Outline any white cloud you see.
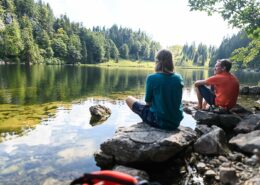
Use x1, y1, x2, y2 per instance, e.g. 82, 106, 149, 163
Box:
42, 0, 239, 47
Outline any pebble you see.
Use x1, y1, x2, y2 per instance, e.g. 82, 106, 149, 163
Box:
204, 170, 216, 178
218, 155, 229, 162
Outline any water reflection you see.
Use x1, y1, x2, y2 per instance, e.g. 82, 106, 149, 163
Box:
0, 65, 150, 104
1, 65, 259, 105
0, 100, 140, 184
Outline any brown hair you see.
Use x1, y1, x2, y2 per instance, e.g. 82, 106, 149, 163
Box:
155, 49, 174, 74
218, 59, 232, 72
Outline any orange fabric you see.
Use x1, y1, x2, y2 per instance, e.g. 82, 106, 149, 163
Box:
206, 72, 239, 109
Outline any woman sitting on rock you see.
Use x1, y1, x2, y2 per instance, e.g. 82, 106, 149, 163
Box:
126, 49, 184, 130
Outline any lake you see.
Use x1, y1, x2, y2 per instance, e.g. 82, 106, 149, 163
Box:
0, 65, 259, 185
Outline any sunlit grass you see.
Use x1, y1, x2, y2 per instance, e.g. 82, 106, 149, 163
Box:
97, 60, 156, 68
82, 59, 209, 69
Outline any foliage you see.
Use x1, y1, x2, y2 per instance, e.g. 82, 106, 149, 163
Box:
231, 39, 260, 68
20, 16, 43, 64
210, 31, 257, 68
174, 42, 213, 67
188, 0, 260, 38
0, 19, 23, 60
189, 0, 260, 69
0, 0, 160, 64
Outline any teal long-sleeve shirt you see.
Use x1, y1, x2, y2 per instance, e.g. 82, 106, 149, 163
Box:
145, 72, 184, 130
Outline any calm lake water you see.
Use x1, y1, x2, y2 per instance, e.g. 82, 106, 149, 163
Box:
0, 65, 259, 185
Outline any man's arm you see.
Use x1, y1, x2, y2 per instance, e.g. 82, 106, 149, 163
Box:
194, 80, 207, 87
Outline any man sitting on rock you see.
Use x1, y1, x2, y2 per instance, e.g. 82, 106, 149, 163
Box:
194, 59, 240, 112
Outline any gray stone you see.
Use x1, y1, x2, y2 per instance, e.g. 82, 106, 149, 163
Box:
94, 150, 114, 168
209, 159, 221, 167
229, 104, 253, 119
240, 86, 249, 95
193, 110, 219, 125
234, 114, 260, 134
89, 105, 111, 125
219, 167, 238, 185
229, 130, 260, 154
97, 124, 197, 165
218, 156, 229, 162
196, 162, 206, 173
113, 165, 149, 181
249, 86, 260, 95
221, 162, 232, 168
228, 152, 244, 162
244, 176, 260, 185
194, 127, 230, 155
195, 125, 218, 136
193, 110, 241, 132
204, 170, 216, 178
218, 114, 242, 131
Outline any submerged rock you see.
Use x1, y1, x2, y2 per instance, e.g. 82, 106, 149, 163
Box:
89, 105, 111, 125
95, 123, 197, 165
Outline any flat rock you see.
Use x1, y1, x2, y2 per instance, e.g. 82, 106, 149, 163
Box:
96, 123, 197, 165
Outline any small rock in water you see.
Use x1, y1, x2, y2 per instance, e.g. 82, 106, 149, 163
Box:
89, 105, 111, 125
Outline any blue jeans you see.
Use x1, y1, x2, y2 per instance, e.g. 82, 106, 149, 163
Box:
198, 85, 215, 106
132, 101, 160, 128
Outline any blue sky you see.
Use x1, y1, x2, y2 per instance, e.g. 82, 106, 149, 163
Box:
42, 0, 239, 47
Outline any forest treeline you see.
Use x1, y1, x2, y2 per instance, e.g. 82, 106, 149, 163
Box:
169, 31, 259, 69
0, 0, 259, 69
0, 0, 160, 65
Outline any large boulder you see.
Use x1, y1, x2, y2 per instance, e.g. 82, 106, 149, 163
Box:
229, 130, 260, 154
217, 114, 242, 131
234, 114, 260, 134
95, 123, 197, 165
229, 104, 253, 119
193, 110, 219, 125
249, 86, 260, 95
194, 127, 230, 155
240, 86, 250, 95
193, 110, 241, 132
240, 86, 260, 95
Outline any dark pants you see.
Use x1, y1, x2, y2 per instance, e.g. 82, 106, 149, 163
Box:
198, 85, 215, 106
132, 101, 160, 128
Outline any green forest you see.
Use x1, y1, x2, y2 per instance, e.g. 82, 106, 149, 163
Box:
0, 0, 161, 65
0, 0, 259, 69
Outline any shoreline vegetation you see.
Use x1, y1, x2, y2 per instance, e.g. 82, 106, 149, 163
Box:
2, 59, 260, 72
84, 60, 209, 69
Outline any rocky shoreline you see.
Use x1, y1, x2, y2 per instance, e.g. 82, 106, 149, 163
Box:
93, 100, 260, 185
